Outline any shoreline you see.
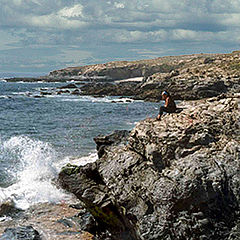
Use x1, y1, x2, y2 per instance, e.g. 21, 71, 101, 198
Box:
1, 50, 240, 239
59, 94, 240, 239
2, 50, 240, 102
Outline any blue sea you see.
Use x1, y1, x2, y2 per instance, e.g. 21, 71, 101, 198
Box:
0, 74, 159, 210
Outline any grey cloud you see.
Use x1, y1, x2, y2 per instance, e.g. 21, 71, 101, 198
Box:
0, 0, 240, 73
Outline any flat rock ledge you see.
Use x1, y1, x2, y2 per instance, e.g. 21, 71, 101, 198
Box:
59, 95, 240, 240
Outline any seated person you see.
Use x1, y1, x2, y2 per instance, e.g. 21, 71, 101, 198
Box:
157, 91, 176, 120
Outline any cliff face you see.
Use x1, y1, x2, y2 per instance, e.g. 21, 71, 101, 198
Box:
138, 52, 240, 101
48, 53, 217, 80
63, 51, 240, 101
59, 95, 240, 239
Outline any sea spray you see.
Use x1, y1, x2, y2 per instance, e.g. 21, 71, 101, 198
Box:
55, 152, 98, 171
0, 136, 70, 210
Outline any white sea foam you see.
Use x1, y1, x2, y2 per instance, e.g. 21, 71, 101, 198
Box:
55, 152, 98, 171
60, 96, 135, 103
0, 95, 9, 99
0, 136, 71, 210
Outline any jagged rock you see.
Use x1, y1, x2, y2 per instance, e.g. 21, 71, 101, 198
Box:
33, 95, 44, 98
56, 207, 96, 233
71, 89, 81, 95
0, 226, 41, 240
40, 91, 52, 95
94, 130, 129, 158
58, 83, 78, 89
78, 72, 237, 102
4, 52, 240, 103
80, 82, 138, 97
76, 211, 96, 233
0, 199, 21, 216
59, 96, 240, 240
56, 90, 71, 95
204, 57, 215, 64
61, 52, 239, 102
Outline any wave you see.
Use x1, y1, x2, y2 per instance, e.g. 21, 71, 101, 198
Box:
60, 96, 135, 103
55, 152, 98, 171
0, 136, 71, 210
0, 95, 11, 99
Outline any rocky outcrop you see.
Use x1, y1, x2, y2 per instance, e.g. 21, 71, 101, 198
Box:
49, 58, 185, 81
5, 51, 240, 102
58, 83, 78, 89
138, 52, 240, 101
94, 130, 129, 158
77, 52, 240, 101
0, 199, 22, 217
59, 95, 240, 239
77, 77, 238, 102
79, 82, 139, 97
0, 226, 41, 240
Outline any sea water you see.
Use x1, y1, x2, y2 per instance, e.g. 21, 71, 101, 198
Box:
0, 78, 159, 209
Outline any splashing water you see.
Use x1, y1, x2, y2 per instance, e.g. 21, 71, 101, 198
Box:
0, 136, 70, 210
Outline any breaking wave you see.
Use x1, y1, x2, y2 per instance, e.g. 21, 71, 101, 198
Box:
0, 136, 72, 210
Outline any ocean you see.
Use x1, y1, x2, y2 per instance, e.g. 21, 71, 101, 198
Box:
0, 74, 159, 210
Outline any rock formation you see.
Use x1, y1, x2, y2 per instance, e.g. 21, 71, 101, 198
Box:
48, 58, 184, 81
0, 226, 41, 240
79, 82, 139, 97
0, 199, 22, 217
5, 51, 240, 102
78, 52, 240, 101
59, 94, 240, 239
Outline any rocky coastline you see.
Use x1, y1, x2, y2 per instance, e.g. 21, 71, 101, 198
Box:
64, 51, 240, 101
1, 51, 240, 239
5, 51, 240, 102
58, 94, 240, 239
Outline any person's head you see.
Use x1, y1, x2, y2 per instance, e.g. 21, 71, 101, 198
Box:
161, 91, 169, 100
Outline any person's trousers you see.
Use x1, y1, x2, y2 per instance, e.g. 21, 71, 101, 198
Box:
159, 106, 175, 116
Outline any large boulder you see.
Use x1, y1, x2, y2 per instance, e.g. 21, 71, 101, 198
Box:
58, 83, 78, 89
94, 130, 129, 158
79, 82, 139, 97
59, 95, 240, 240
0, 199, 22, 217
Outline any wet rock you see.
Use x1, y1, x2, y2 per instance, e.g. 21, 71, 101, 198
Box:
80, 82, 138, 97
40, 91, 52, 95
0, 199, 21, 217
58, 83, 78, 89
33, 95, 43, 98
57, 218, 74, 228
76, 211, 96, 233
59, 96, 240, 240
71, 89, 81, 95
56, 90, 71, 95
0, 226, 41, 240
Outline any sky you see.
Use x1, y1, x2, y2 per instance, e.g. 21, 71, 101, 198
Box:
0, 0, 240, 74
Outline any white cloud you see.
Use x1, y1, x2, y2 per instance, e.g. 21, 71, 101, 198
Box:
28, 14, 87, 29
1, 0, 240, 72
114, 2, 125, 9
58, 4, 84, 18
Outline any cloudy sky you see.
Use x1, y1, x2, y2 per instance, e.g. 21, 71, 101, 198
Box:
1, 0, 240, 74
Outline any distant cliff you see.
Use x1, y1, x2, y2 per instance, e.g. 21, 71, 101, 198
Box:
49, 51, 240, 101
48, 54, 218, 81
